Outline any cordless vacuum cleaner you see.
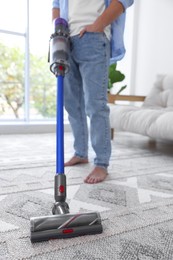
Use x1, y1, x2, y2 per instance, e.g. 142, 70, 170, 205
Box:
30, 18, 103, 243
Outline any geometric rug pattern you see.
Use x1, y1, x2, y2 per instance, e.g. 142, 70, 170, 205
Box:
0, 132, 173, 259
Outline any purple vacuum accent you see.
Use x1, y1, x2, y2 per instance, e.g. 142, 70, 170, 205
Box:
54, 17, 68, 28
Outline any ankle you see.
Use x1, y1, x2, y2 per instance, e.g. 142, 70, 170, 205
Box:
74, 154, 88, 160
95, 165, 108, 171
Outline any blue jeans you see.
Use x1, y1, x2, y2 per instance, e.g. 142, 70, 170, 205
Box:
64, 32, 111, 168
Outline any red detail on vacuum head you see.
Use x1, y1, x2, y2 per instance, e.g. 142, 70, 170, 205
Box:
59, 185, 65, 193
62, 229, 74, 234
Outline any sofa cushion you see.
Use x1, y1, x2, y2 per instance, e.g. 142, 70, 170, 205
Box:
109, 105, 164, 136
143, 74, 173, 108
148, 111, 173, 140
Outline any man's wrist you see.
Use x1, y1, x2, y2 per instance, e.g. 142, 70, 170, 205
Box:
94, 17, 105, 32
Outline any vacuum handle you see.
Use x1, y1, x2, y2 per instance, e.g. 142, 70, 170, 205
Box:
56, 75, 64, 174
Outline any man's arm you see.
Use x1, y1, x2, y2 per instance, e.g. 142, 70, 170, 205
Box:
52, 8, 60, 21
79, 0, 124, 37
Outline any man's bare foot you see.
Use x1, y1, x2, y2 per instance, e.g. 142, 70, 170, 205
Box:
65, 156, 89, 167
84, 166, 108, 184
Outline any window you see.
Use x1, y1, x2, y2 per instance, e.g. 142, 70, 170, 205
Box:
0, 0, 26, 120
0, 0, 60, 122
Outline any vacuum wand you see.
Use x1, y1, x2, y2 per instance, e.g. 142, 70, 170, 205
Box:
50, 18, 70, 214
49, 18, 69, 172
30, 18, 103, 243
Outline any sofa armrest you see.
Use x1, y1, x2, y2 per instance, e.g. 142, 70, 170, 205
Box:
108, 93, 146, 104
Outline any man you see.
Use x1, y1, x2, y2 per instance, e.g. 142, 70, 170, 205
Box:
52, 0, 134, 184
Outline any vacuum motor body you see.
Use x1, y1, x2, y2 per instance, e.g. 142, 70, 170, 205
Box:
49, 18, 70, 76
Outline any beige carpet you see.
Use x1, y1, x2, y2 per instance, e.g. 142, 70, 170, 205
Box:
0, 132, 173, 259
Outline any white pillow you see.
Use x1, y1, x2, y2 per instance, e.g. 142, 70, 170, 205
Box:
143, 74, 173, 108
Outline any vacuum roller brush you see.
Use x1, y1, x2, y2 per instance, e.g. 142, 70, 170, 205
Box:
30, 212, 102, 243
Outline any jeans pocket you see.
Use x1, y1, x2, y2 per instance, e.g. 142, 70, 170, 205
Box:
81, 32, 108, 61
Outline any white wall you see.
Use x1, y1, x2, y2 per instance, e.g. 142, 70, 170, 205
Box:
131, 0, 173, 95
111, 4, 135, 95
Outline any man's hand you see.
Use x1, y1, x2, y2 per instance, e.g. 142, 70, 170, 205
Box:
52, 8, 60, 21
79, 20, 104, 38
79, 0, 124, 38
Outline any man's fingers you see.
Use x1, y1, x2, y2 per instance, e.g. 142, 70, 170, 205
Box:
79, 24, 96, 38
79, 28, 87, 38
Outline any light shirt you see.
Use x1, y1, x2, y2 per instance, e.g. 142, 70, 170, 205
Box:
52, 0, 134, 63
68, 0, 111, 40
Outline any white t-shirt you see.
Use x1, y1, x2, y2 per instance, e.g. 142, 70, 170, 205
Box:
68, 0, 111, 40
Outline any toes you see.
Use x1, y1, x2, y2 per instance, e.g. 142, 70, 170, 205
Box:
89, 177, 96, 184
84, 167, 108, 184
84, 175, 91, 183
84, 175, 101, 184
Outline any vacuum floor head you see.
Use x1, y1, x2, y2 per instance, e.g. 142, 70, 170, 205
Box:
30, 212, 102, 243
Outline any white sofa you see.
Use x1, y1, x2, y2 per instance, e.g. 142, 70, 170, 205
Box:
109, 74, 173, 141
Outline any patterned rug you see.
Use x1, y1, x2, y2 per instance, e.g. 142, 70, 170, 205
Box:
0, 132, 173, 260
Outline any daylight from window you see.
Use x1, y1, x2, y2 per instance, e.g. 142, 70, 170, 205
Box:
0, 0, 59, 122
